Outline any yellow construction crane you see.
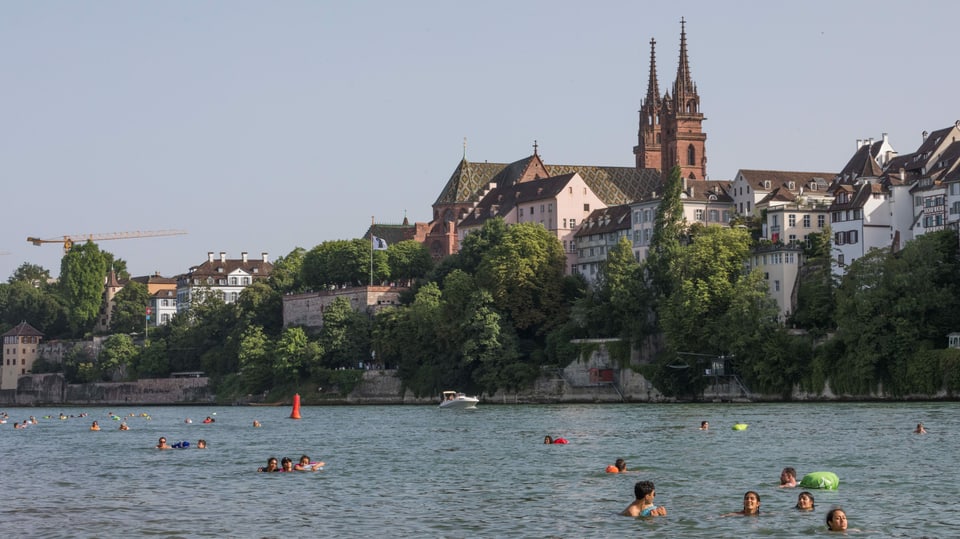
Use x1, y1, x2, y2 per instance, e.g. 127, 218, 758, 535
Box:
27, 229, 188, 252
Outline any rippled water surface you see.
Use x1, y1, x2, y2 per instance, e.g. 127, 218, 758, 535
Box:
0, 402, 955, 538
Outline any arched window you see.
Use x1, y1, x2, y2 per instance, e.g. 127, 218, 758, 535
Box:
687, 145, 696, 166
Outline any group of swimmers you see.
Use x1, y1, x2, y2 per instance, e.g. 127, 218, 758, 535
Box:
620, 478, 850, 531
257, 455, 324, 472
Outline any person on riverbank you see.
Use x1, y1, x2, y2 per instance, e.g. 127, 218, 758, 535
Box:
258, 457, 280, 472
622, 480, 666, 517
795, 491, 815, 511
826, 507, 848, 531
724, 491, 761, 516
156, 437, 170, 450
914, 423, 927, 434
295, 455, 323, 471
779, 467, 797, 488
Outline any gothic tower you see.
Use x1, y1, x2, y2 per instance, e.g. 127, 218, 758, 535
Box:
660, 18, 707, 179
634, 37, 661, 169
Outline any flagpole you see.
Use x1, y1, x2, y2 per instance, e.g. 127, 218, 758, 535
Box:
369, 215, 374, 287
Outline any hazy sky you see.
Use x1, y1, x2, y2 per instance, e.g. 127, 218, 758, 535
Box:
2, 1, 958, 280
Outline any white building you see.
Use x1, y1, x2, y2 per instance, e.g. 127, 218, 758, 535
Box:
573, 204, 632, 283
177, 252, 272, 313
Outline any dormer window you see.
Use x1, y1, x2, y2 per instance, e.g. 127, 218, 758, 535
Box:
217, 267, 224, 273
763, 180, 771, 189
253, 268, 259, 274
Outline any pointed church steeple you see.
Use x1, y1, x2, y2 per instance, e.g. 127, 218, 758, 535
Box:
634, 38, 663, 169
661, 17, 707, 180
673, 17, 695, 100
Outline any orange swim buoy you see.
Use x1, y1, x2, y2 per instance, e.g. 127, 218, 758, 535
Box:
605, 465, 619, 473
290, 393, 302, 420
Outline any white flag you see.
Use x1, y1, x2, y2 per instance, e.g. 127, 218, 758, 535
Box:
372, 236, 388, 250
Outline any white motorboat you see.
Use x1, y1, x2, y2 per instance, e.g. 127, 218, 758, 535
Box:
439, 390, 479, 409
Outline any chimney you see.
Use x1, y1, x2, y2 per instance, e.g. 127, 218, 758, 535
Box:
207, 252, 214, 263
262, 252, 269, 263
882, 132, 888, 145
242, 252, 248, 263
219, 252, 226, 263
856, 139, 862, 149
922, 130, 929, 142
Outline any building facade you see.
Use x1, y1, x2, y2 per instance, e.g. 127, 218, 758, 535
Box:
1, 321, 43, 390
177, 252, 272, 313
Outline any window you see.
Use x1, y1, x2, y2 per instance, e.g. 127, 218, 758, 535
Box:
562, 218, 567, 228
540, 204, 545, 213
548, 203, 553, 213
835, 232, 844, 245
206, 277, 214, 285
774, 280, 780, 292
803, 215, 811, 228
695, 209, 704, 221
519, 208, 524, 217
788, 214, 796, 227
243, 277, 250, 285
709, 209, 719, 222
789, 234, 797, 244
818, 215, 825, 228
570, 219, 576, 227
530, 206, 535, 215
229, 277, 237, 285
583, 204, 590, 212
838, 254, 845, 267
687, 145, 696, 166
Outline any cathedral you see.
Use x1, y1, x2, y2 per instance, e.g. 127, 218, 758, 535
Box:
370, 19, 707, 261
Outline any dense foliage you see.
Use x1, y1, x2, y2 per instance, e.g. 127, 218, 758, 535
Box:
2, 206, 959, 401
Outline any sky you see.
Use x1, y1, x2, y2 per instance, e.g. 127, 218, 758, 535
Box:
2, 1, 958, 281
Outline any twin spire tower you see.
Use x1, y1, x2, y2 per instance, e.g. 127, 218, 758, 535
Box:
634, 18, 707, 180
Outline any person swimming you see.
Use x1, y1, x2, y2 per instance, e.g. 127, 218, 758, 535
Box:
723, 491, 760, 516
795, 491, 815, 511
826, 507, 848, 531
622, 480, 666, 517
258, 457, 280, 472
294, 455, 324, 471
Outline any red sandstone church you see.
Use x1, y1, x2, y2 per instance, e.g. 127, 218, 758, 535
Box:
368, 19, 707, 261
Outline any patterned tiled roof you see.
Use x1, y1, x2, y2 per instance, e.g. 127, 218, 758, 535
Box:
435, 155, 662, 208
545, 164, 662, 205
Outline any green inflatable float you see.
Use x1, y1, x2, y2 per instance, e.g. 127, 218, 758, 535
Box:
799, 471, 839, 490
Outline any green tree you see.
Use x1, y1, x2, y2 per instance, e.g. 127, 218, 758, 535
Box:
475, 222, 567, 338
269, 247, 307, 293
110, 281, 151, 335
58, 241, 109, 337
237, 324, 272, 394
236, 281, 283, 336
100, 333, 139, 381
319, 297, 372, 369
8, 263, 52, 286
645, 165, 686, 299
273, 326, 310, 384
135, 338, 171, 377
0, 280, 67, 335
387, 240, 433, 285
302, 239, 388, 288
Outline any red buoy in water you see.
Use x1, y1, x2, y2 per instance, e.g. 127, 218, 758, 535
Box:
289, 393, 301, 419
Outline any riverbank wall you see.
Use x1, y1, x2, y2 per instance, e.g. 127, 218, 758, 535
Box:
0, 369, 952, 406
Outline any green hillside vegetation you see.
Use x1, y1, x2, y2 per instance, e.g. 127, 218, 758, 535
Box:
5, 169, 960, 400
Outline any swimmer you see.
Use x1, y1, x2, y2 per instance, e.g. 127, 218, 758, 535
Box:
724, 491, 761, 516
253, 420, 262, 428
605, 458, 627, 473
202, 416, 215, 424
622, 480, 666, 517
543, 435, 552, 444
779, 467, 797, 488
295, 455, 324, 471
914, 423, 927, 434
119, 422, 129, 431
795, 491, 815, 511
699, 420, 709, 430
280, 457, 294, 472
258, 457, 280, 472
826, 507, 847, 531
90, 421, 100, 431
184, 418, 192, 424
197, 439, 207, 449
156, 437, 170, 450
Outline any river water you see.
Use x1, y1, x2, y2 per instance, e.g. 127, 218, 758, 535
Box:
0, 401, 954, 538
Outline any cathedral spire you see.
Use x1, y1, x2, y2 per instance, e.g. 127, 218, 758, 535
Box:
674, 17, 695, 99
645, 37, 660, 107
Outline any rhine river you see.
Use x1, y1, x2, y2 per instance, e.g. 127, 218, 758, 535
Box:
0, 402, 955, 538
